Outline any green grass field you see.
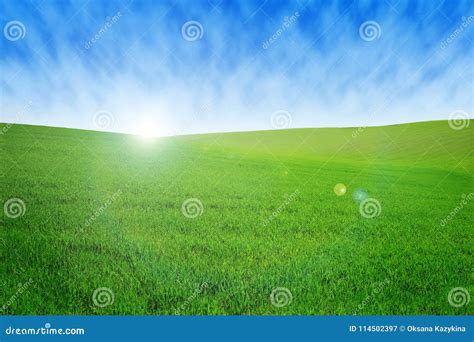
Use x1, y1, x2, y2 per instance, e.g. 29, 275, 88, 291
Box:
1, 120, 472, 315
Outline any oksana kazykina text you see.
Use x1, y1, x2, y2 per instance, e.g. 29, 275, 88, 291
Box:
406, 325, 466, 333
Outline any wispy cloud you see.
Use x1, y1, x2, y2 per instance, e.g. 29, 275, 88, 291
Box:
0, 0, 472, 136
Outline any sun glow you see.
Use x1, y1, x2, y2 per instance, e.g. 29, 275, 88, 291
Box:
134, 119, 162, 138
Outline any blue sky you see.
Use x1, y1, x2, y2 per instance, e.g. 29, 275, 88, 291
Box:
0, 0, 473, 136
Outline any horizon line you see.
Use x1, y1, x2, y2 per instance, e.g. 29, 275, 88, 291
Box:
1, 118, 471, 138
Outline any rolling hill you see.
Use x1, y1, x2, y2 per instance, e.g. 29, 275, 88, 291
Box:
0, 120, 472, 315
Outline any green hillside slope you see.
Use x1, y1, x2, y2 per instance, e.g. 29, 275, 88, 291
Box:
0, 120, 472, 315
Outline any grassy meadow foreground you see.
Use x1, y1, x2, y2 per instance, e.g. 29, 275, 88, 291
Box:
0, 120, 472, 315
